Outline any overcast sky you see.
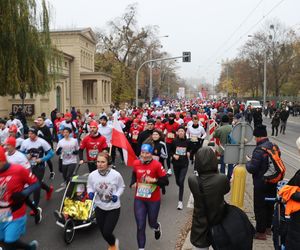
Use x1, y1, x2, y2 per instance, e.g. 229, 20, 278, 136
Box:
49, 0, 300, 84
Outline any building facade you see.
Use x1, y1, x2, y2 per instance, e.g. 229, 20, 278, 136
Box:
0, 28, 111, 118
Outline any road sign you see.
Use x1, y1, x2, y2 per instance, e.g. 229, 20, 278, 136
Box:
231, 123, 253, 143
224, 144, 256, 164
182, 52, 191, 62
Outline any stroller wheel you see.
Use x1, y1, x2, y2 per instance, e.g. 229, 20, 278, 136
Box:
64, 219, 75, 244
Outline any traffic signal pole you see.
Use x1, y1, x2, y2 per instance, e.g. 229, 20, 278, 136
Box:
135, 53, 191, 107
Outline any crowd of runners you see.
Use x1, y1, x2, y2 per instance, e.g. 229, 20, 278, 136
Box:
0, 98, 295, 249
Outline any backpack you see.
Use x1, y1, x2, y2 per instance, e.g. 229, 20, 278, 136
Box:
261, 144, 286, 184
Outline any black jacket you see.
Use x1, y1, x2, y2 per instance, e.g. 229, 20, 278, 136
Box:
170, 137, 190, 164
246, 138, 273, 188
188, 147, 230, 248
280, 110, 289, 121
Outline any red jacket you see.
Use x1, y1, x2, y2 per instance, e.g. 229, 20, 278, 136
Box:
164, 122, 179, 144
80, 134, 108, 161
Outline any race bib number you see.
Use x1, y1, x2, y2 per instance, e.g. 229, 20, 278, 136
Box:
200, 118, 205, 122
176, 147, 187, 156
0, 208, 12, 222
136, 183, 156, 199
167, 133, 175, 139
191, 135, 198, 142
63, 150, 73, 159
132, 134, 138, 140
152, 155, 160, 161
89, 149, 98, 159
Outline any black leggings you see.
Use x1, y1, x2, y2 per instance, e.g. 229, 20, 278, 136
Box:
166, 143, 172, 169
272, 125, 279, 136
31, 165, 50, 206
46, 159, 53, 172
88, 162, 96, 173
3, 240, 32, 250
95, 207, 120, 246
111, 146, 124, 163
61, 163, 76, 183
173, 161, 188, 201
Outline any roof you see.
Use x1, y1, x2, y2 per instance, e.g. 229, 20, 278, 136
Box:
50, 27, 97, 44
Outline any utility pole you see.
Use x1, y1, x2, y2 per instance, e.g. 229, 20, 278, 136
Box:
263, 51, 267, 107
149, 49, 153, 103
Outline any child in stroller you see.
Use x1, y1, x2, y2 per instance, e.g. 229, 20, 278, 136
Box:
54, 183, 92, 223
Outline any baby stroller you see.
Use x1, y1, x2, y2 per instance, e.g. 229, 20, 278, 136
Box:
54, 164, 96, 244
265, 179, 290, 250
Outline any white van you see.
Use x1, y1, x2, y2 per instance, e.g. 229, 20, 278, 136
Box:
246, 100, 262, 109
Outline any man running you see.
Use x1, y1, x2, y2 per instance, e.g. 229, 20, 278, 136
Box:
79, 121, 108, 172
20, 127, 54, 208
0, 146, 39, 249
4, 137, 42, 225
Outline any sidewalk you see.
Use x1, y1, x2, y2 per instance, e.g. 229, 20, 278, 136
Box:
182, 173, 274, 250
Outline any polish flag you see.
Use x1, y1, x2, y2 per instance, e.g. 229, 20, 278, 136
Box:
111, 119, 137, 167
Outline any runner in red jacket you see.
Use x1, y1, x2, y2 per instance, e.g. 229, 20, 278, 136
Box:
79, 121, 108, 172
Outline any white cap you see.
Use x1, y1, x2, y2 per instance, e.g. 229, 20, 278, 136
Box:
76, 184, 85, 193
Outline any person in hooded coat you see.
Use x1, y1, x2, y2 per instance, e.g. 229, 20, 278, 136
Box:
188, 147, 230, 250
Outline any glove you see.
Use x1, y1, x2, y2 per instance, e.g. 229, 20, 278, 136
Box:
11, 192, 26, 205
72, 150, 79, 155
56, 147, 62, 155
111, 195, 118, 203
88, 192, 95, 200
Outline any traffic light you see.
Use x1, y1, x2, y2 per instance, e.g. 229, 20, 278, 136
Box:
182, 51, 191, 62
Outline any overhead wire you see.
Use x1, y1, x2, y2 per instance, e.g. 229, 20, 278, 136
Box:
202, 0, 287, 71
200, 0, 264, 69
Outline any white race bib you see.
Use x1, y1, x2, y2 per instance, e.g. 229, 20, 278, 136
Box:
136, 183, 155, 199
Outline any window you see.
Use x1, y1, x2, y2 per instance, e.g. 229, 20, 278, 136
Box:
65, 61, 68, 67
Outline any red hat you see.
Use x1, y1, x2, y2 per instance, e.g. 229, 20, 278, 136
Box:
0, 146, 7, 162
89, 121, 98, 128
5, 136, 16, 147
9, 125, 18, 133
89, 113, 95, 118
64, 113, 72, 118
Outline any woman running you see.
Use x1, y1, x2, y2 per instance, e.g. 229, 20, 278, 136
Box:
170, 126, 191, 210
130, 144, 169, 250
144, 130, 168, 194
87, 152, 125, 250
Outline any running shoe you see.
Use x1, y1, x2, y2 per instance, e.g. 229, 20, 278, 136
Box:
46, 185, 54, 200
108, 238, 119, 250
177, 201, 183, 210
167, 169, 172, 176
154, 222, 162, 240
28, 240, 39, 250
49, 172, 55, 180
34, 207, 42, 224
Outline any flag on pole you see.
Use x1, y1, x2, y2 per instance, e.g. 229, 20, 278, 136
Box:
111, 119, 137, 167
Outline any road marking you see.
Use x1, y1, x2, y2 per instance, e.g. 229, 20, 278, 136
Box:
55, 187, 66, 193
187, 194, 194, 208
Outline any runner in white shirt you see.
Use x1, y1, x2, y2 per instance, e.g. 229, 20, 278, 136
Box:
6, 113, 23, 132
87, 152, 125, 249
5, 137, 30, 169
98, 116, 113, 147
4, 136, 43, 224
56, 127, 79, 184
186, 116, 207, 169
7, 125, 24, 149
0, 119, 9, 145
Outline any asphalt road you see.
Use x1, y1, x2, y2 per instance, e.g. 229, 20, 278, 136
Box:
22, 153, 193, 250
20, 115, 300, 250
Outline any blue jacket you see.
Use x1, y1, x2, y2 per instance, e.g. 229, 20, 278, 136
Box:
246, 138, 273, 188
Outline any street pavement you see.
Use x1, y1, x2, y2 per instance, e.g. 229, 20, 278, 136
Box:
21, 153, 194, 250
19, 115, 300, 249
182, 116, 300, 250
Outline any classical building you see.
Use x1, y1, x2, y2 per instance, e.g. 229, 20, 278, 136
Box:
0, 28, 111, 118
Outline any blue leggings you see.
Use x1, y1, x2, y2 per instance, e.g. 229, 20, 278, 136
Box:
134, 199, 160, 248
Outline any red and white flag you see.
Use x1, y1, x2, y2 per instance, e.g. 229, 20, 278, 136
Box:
111, 119, 137, 167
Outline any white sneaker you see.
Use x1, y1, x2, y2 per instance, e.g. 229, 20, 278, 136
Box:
115, 238, 119, 250
177, 201, 183, 210
167, 169, 172, 176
